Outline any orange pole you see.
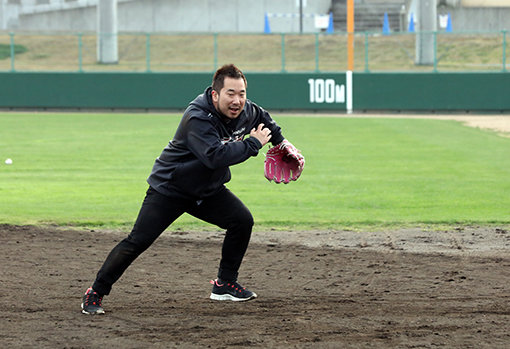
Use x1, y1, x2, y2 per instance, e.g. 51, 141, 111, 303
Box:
347, 0, 354, 71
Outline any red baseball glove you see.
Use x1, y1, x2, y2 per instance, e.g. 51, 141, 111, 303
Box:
264, 140, 305, 184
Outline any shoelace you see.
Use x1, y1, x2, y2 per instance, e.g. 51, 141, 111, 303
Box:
227, 282, 247, 294
85, 289, 103, 307
210, 279, 247, 294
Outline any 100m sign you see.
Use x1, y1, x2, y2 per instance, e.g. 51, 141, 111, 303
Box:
308, 78, 345, 104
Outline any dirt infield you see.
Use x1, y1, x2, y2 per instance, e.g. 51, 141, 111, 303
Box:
1, 224, 509, 348
297, 113, 510, 138
382, 114, 510, 137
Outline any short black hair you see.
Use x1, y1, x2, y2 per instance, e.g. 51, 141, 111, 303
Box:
212, 64, 247, 92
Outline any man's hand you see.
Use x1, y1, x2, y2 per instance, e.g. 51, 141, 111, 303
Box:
250, 123, 272, 147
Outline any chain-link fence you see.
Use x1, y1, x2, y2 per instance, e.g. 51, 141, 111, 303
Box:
0, 31, 508, 73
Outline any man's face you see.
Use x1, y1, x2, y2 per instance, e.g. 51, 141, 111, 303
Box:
212, 77, 246, 119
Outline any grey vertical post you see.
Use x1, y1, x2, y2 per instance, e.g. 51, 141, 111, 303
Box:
0, 0, 6, 30
299, 0, 303, 34
145, 33, 151, 72
281, 33, 286, 72
415, 0, 437, 65
9, 32, 15, 72
213, 33, 218, 71
97, 0, 118, 64
78, 33, 83, 72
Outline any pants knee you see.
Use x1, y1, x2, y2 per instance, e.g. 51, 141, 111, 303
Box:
236, 210, 254, 230
223, 209, 253, 234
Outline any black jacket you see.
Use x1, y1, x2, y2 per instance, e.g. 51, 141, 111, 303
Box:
147, 87, 284, 199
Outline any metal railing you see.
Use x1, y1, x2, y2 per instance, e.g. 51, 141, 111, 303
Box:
0, 31, 508, 73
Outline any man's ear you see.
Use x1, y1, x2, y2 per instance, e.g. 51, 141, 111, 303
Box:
211, 89, 219, 103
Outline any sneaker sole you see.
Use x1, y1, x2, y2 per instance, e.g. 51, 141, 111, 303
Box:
209, 292, 257, 302
81, 303, 105, 315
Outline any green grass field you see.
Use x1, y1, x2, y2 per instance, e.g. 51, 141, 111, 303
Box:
0, 112, 509, 231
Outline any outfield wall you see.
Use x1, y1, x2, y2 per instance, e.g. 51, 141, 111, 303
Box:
1, 72, 509, 112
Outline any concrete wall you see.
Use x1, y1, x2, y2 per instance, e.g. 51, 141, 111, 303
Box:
461, 0, 510, 7
9, 0, 510, 33
11, 0, 332, 33
405, 0, 510, 31
446, 6, 510, 31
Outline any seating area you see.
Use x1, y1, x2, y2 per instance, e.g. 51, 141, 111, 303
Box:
331, 0, 406, 32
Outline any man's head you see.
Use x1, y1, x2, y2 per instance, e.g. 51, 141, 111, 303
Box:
211, 64, 247, 119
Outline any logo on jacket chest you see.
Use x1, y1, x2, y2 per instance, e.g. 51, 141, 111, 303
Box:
220, 127, 246, 144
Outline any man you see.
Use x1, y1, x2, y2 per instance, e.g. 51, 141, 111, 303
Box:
81, 64, 303, 314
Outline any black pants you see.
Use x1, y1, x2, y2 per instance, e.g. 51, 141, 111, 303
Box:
92, 186, 253, 296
